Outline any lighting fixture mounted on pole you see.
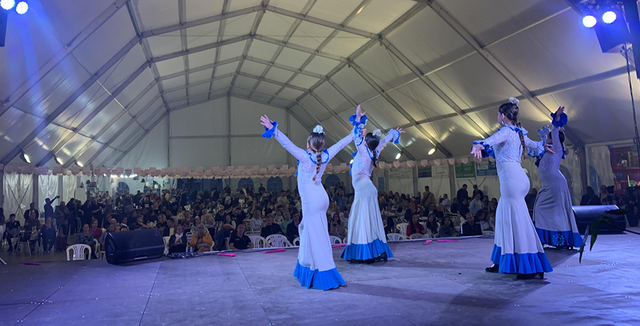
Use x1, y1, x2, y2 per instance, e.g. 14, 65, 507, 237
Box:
20, 151, 30, 164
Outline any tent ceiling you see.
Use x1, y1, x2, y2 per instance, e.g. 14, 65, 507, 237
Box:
0, 0, 637, 169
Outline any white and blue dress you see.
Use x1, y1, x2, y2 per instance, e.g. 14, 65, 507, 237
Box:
473, 126, 553, 274
341, 115, 398, 261
263, 122, 356, 290
533, 113, 582, 248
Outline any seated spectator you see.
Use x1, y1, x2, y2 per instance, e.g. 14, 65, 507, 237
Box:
119, 216, 129, 229
475, 210, 494, 233
90, 219, 102, 240
190, 224, 213, 253
280, 211, 292, 234
286, 214, 301, 243
440, 194, 452, 211
169, 225, 187, 253
462, 213, 483, 236
261, 214, 283, 238
328, 213, 346, 238
214, 214, 237, 250
5, 214, 20, 253
131, 216, 149, 230
41, 217, 57, 253
250, 211, 263, 233
438, 217, 458, 238
119, 225, 129, 232
202, 209, 215, 226
24, 212, 41, 254
156, 214, 167, 234
425, 214, 439, 237
163, 218, 175, 237
229, 224, 254, 250
407, 214, 425, 237
77, 224, 96, 258
383, 216, 394, 235
99, 223, 117, 252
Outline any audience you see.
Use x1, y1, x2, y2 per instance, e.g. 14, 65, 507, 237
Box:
462, 213, 483, 236
169, 225, 187, 253
260, 214, 283, 238
406, 214, 425, 237
76, 224, 96, 258
287, 214, 300, 243
438, 217, 458, 238
190, 224, 213, 252
328, 213, 346, 238
229, 224, 254, 250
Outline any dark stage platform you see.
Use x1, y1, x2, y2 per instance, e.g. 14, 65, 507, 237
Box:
1, 231, 639, 326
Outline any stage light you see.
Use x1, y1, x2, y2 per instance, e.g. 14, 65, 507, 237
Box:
15, 1, 27, 15
54, 155, 63, 165
602, 11, 616, 24
1, 0, 15, 10
349, 159, 354, 164
75, 160, 84, 167
395, 153, 401, 160
21, 151, 31, 164
582, 15, 597, 28
428, 148, 436, 156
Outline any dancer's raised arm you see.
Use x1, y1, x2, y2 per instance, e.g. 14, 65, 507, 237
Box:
376, 128, 404, 152
327, 106, 364, 160
260, 115, 307, 161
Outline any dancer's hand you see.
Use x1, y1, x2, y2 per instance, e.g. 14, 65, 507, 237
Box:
260, 115, 273, 129
395, 127, 405, 134
361, 129, 367, 137
355, 105, 366, 122
471, 144, 485, 159
544, 143, 556, 155
554, 106, 565, 120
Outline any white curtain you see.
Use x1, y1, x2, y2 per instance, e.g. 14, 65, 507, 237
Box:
38, 175, 58, 214
62, 175, 77, 202
388, 168, 415, 195
3, 174, 33, 224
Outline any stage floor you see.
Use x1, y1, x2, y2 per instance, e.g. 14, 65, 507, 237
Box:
1, 231, 639, 326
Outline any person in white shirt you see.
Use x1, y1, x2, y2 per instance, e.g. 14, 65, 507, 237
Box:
249, 211, 264, 233
469, 194, 484, 215
440, 194, 452, 211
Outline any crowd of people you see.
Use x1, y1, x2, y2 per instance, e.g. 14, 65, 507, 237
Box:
1, 178, 637, 256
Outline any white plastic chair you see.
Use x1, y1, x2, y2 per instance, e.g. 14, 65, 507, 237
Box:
249, 235, 266, 249
396, 223, 409, 237
329, 236, 343, 245
387, 233, 406, 242
292, 237, 300, 246
66, 244, 91, 261
265, 234, 292, 247
93, 239, 104, 259
163, 236, 170, 255
409, 233, 426, 239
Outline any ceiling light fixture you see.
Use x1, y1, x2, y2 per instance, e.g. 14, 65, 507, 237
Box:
428, 148, 436, 155
395, 153, 401, 160
21, 151, 31, 164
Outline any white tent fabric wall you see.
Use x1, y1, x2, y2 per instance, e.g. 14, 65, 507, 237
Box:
38, 175, 59, 215
117, 116, 170, 170
62, 176, 77, 203
587, 145, 617, 190
388, 168, 415, 196
3, 174, 33, 224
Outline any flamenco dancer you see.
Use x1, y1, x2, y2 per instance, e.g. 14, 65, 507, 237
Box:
260, 111, 358, 290
533, 107, 582, 249
471, 97, 554, 280
341, 105, 403, 263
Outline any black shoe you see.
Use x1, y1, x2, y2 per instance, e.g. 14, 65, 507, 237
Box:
516, 273, 544, 280
378, 252, 388, 262
365, 258, 375, 264
485, 264, 499, 273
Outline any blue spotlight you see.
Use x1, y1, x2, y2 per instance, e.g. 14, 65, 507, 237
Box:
602, 11, 617, 24
1, 0, 15, 10
15, 0, 27, 15
582, 15, 597, 28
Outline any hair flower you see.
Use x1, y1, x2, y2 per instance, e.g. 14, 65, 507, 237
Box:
313, 125, 324, 134
509, 97, 519, 105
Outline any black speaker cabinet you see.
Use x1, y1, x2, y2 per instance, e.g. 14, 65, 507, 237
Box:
106, 229, 165, 265
573, 205, 625, 234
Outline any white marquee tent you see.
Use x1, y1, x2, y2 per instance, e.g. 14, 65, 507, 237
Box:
0, 0, 634, 220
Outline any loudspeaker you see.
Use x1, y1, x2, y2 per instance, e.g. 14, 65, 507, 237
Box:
573, 205, 625, 234
105, 229, 164, 265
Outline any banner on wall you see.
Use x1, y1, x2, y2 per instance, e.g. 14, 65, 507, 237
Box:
455, 163, 475, 178
417, 166, 432, 178
476, 160, 497, 176
432, 165, 449, 178
389, 168, 413, 179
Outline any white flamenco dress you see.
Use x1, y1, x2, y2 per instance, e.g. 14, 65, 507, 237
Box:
341, 116, 398, 261
533, 113, 582, 248
263, 121, 355, 290
473, 126, 553, 274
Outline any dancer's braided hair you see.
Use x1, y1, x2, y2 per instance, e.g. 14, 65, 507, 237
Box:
365, 133, 380, 167
307, 132, 326, 181
499, 99, 526, 160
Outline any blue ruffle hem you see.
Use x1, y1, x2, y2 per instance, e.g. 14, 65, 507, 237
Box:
536, 228, 583, 248
293, 260, 345, 290
340, 238, 394, 261
490, 245, 553, 274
